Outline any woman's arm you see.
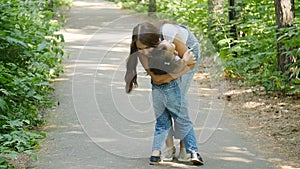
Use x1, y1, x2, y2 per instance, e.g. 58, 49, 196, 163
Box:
173, 35, 189, 57
149, 63, 195, 84
139, 54, 195, 85
151, 49, 196, 84
138, 47, 196, 85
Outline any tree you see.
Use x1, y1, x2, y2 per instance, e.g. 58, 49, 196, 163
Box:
228, 0, 237, 40
136, 0, 146, 3
227, 0, 238, 57
274, 0, 295, 73
148, 0, 156, 18
207, 0, 225, 46
208, 0, 224, 30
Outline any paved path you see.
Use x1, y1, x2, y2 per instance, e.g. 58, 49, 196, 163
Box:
32, 0, 277, 168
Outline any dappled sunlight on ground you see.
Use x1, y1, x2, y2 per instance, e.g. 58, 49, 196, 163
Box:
225, 80, 300, 168
218, 156, 252, 163
243, 101, 265, 109
73, 1, 122, 9
280, 165, 300, 169
224, 146, 256, 156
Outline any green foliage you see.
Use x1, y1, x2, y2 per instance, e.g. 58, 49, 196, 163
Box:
108, 0, 148, 12
0, 157, 13, 169
276, 22, 300, 93
0, 0, 69, 166
0, 115, 45, 160
111, 0, 300, 94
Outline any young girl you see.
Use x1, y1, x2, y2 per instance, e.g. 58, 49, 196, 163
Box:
125, 22, 203, 165
147, 40, 193, 75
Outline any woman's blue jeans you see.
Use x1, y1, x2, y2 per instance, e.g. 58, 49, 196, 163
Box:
151, 26, 200, 153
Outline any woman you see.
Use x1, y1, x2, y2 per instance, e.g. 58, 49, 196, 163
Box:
125, 22, 203, 165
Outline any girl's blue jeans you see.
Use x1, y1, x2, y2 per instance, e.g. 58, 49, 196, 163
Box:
151, 79, 198, 153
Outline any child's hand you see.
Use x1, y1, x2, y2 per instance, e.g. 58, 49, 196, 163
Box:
182, 49, 196, 65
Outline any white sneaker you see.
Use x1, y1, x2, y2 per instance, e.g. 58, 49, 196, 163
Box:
190, 152, 204, 165
178, 150, 204, 165
162, 146, 176, 162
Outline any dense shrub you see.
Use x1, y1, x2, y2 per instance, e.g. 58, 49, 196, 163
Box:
0, 0, 69, 167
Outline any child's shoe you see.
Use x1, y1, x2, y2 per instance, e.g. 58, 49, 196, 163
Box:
162, 146, 176, 162
149, 155, 161, 165
178, 148, 189, 162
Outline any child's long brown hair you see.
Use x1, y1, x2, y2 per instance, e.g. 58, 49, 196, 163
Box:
125, 22, 160, 93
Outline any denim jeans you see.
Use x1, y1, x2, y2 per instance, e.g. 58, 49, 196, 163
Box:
180, 25, 200, 95
151, 79, 198, 153
174, 25, 200, 138
151, 26, 201, 153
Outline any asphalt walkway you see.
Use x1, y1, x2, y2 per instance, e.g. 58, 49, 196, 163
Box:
32, 0, 277, 168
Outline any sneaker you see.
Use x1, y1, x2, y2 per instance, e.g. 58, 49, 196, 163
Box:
190, 152, 204, 165
149, 156, 161, 165
163, 146, 176, 162
178, 150, 204, 165
178, 148, 189, 162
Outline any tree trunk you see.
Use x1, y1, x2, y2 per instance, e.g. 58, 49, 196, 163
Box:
228, 0, 237, 40
148, 0, 156, 18
274, 0, 294, 73
208, 0, 224, 31
207, 0, 224, 46
136, 0, 146, 3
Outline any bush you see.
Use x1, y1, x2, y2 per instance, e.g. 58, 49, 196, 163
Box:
0, 0, 67, 167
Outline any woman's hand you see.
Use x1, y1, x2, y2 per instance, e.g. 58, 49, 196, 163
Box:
182, 49, 196, 65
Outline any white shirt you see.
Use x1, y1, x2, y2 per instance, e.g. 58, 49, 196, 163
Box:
161, 23, 189, 44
